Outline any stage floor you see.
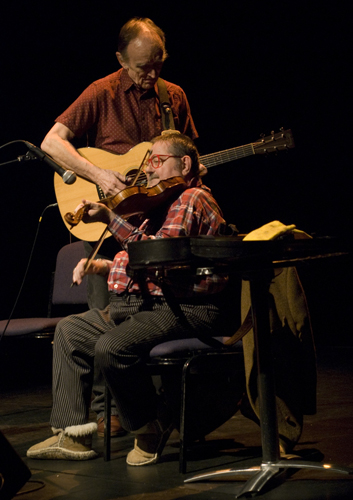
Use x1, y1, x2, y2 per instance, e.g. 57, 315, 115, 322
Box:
1, 344, 353, 499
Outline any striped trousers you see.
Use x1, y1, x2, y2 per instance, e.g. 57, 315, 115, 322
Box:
50, 293, 226, 432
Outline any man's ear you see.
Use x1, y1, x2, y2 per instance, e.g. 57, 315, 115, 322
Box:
116, 52, 128, 69
181, 156, 192, 177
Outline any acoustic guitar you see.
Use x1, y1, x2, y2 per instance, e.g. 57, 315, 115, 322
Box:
54, 128, 294, 241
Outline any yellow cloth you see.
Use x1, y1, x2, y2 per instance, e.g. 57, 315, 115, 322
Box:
243, 220, 312, 241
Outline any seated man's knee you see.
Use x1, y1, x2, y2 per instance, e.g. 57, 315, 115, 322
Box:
95, 333, 140, 372
54, 316, 74, 343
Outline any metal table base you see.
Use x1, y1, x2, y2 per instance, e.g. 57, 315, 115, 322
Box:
185, 269, 353, 497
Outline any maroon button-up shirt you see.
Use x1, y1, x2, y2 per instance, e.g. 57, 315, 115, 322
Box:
55, 69, 198, 154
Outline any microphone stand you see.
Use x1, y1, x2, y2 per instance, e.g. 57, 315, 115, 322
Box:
0, 151, 35, 166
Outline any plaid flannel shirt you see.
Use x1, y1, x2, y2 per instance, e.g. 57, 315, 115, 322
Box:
107, 181, 228, 297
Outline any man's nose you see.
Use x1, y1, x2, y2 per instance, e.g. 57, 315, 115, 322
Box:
143, 161, 154, 173
148, 69, 157, 79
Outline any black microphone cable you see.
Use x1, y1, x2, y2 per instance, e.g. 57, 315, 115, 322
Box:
0, 203, 59, 345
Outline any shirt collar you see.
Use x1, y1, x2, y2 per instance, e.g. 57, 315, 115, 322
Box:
121, 68, 158, 97
121, 69, 135, 92
187, 176, 209, 190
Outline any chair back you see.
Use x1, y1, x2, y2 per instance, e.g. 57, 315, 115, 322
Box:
51, 241, 88, 305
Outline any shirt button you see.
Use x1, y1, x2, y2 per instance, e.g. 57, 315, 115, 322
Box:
113, 284, 118, 289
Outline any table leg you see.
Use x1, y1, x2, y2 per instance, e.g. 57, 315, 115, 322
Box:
185, 269, 353, 497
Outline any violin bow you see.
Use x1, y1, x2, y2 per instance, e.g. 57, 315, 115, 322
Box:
71, 148, 152, 287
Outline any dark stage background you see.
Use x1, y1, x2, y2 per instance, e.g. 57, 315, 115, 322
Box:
0, 2, 351, 345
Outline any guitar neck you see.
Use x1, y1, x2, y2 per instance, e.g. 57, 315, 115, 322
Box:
200, 143, 255, 169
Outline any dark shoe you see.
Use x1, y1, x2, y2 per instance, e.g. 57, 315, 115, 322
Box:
97, 416, 126, 438
126, 419, 174, 466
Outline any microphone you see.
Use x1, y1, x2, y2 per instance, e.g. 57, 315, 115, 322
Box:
24, 141, 77, 185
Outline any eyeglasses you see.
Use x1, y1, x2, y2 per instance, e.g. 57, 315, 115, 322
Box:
144, 154, 182, 169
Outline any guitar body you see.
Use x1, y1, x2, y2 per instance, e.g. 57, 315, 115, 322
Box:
54, 142, 152, 241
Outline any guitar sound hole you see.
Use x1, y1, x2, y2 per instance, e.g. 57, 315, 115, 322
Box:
95, 170, 147, 200
126, 170, 147, 186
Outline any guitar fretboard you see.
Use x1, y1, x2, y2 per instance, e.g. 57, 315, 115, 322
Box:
201, 143, 255, 169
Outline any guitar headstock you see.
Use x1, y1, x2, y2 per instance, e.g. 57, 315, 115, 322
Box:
253, 128, 295, 155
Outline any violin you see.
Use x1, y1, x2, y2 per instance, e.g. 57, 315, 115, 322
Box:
64, 176, 186, 228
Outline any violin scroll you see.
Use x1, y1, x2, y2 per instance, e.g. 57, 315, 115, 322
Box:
64, 207, 86, 227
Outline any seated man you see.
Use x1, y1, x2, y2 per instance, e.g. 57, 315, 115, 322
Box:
27, 133, 235, 465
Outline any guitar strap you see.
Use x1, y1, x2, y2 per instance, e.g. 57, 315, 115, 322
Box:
224, 307, 252, 345
160, 279, 253, 348
157, 78, 176, 131
157, 279, 226, 349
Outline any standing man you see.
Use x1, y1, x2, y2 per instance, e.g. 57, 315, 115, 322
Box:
41, 17, 198, 435
41, 17, 197, 199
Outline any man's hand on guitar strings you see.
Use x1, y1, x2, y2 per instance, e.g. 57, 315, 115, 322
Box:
96, 168, 128, 196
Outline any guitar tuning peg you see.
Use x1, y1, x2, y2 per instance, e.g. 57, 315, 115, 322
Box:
271, 130, 275, 135
279, 127, 284, 131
